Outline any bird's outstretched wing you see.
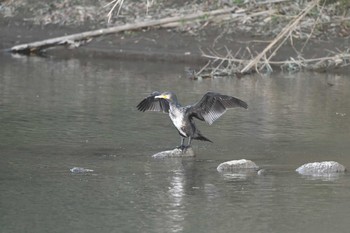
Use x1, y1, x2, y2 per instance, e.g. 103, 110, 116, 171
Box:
137, 91, 170, 113
188, 92, 248, 125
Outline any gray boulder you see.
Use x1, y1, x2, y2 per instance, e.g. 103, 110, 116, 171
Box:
217, 159, 259, 173
152, 147, 195, 159
296, 161, 346, 176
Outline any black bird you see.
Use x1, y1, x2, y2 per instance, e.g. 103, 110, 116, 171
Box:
137, 91, 248, 150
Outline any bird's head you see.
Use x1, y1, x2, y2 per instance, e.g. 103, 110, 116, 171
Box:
155, 91, 178, 103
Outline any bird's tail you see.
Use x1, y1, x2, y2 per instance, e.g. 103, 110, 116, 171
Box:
196, 133, 213, 143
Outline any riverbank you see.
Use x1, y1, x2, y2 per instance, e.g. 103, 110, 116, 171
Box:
1, 0, 349, 74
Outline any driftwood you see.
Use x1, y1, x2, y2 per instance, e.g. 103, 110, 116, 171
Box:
240, 0, 319, 73
190, 0, 350, 77
8, 6, 240, 55
200, 49, 350, 76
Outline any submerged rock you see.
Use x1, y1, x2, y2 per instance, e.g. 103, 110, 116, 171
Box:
152, 147, 195, 158
217, 159, 259, 173
70, 167, 94, 173
257, 169, 267, 176
296, 161, 346, 176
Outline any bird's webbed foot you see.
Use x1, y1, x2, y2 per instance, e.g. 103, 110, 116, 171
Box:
176, 137, 192, 152
176, 145, 191, 152
176, 145, 186, 151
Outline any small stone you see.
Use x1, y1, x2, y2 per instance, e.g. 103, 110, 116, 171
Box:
217, 159, 259, 173
257, 169, 266, 176
152, 147, 195, 159
296, 161, 346, 176
70, 167, 94, 173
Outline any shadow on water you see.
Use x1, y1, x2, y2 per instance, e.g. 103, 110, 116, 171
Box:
1, 54, 350, 233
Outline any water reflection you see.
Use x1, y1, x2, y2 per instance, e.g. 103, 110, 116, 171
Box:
220, 172, 257, 181
166, 170, 186, 233
298, 173, 347, 181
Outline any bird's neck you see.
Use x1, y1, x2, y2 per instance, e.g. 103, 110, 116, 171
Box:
169, 102, 181, 109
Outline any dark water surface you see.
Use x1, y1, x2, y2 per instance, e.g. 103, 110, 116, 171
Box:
1, 54, 350, 233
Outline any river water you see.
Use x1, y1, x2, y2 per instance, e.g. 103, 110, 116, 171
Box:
1, 53, 350, 233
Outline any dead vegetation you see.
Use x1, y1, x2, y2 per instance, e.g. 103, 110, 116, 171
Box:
104, 0, 350, 76
2, 0, 350, 75
195, 0, 350, 77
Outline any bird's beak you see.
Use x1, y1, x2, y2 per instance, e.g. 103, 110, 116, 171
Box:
155, 94, 169, 100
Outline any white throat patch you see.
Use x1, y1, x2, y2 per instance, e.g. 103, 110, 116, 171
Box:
169, 107, 187, 137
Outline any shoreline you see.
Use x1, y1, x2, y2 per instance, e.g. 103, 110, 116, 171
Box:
1, 2, 349, 74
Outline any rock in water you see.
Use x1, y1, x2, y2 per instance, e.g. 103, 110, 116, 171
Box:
296, 161, 346, 175
152, 147, 195, 158
70, 167, 94, 173
257, 169, 266, 176
217, 159, 259, 173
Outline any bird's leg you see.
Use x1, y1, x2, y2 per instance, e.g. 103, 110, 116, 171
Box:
179, 137, 192, 152
187, 137, 192, 148
181, 137, 185, 148
177, 137, 186, 150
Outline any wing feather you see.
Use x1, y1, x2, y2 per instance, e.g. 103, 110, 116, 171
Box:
136, 91, 170, 113
188, 92, 247, 125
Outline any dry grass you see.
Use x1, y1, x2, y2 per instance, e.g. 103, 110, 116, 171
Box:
200, 48, 350, 76
4, 0, 350, 73
194, 0, 350, 77
104, 0, 125, 23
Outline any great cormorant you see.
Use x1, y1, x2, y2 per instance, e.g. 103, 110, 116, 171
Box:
137, 91, 248, 150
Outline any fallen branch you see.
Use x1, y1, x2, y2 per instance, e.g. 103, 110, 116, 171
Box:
8, 6, 241, 55
240, 0, 319, 73
198, 48, 350, 77
202, 49, 350, 66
